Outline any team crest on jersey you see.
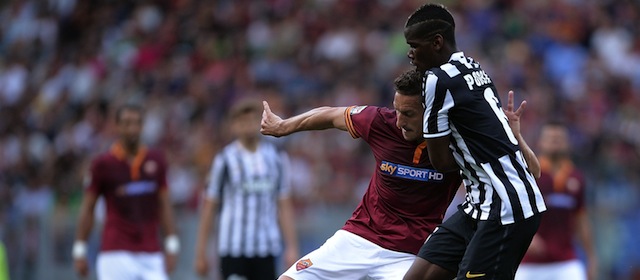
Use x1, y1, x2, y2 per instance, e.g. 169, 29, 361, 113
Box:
349, 106, 367, 115
567, 177, 580, 194
296, 259, 313, 271
144, 160, 158, 175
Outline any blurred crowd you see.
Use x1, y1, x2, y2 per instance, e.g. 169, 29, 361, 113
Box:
0, 0, 639, 279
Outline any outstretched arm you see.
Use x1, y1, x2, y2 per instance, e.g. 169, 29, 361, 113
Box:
260, 101, 348, 137
503, 90, 541, 178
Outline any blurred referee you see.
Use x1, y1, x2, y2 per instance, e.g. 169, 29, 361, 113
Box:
194, 98, 298, 280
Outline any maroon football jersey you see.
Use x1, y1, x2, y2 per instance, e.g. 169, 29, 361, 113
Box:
87, 143, 168, 252
342, 106, 461, 254
522, 158, 585, 263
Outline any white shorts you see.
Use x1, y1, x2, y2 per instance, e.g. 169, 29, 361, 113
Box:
96, 251, 167, 280
281, 230, 415, 280
515, 259, 586, 280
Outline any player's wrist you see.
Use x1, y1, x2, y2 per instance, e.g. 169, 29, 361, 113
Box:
164, 234, 180, 254
72, 240, 88, 259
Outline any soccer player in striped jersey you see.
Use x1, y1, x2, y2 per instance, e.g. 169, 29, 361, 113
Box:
194, 98, 299, 280
516, 122, 598, 280
262, 69, 462, 280
403, 4, 546, 280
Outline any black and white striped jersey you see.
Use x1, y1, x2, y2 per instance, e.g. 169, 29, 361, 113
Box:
206, 140, 291, 257
422, 52, 546, 225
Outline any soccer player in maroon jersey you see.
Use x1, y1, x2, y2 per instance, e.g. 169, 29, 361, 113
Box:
263, 69, 462, 279
516, 122, 598, 280
73, 105, 178, 280
263, 70, 537, 280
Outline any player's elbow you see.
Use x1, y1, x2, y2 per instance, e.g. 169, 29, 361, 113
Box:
531, 169, 541, 179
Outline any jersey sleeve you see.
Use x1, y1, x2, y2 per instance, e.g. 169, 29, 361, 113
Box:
344, 105, 377, 141
206, 154, 227, 200
423, 71, 454, 138
86, 157, 104, 195
277, 151, 292, 199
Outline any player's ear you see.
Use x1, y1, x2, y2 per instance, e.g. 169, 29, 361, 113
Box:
432, 34, 444, 51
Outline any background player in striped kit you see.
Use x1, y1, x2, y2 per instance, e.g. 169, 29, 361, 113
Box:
194, 98, 299, 280
402, 4, 546, 280
262, 69, 462, 280
516, 122, 598, 280
73, 105, 179, 280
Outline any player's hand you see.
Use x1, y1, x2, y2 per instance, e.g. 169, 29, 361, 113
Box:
194, 255, 209, 277
261, 101, 286, 137
502, 90, 526, 136
74, 257, 89, 278
164, 253, 177, 274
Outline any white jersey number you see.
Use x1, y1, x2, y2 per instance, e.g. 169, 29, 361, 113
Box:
483, 88, 518, 145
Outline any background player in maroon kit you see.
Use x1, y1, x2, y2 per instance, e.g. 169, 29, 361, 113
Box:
516, 122, 598, 280
73, 105, 179, 280
262, 69, 463, 279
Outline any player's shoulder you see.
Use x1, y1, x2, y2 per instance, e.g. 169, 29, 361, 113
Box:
92, 151, 115, 165
425, 67, 457, 87
352, 105, 396, 126
376, 106, 397, 122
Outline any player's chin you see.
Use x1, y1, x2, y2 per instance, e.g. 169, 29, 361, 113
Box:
402, 131, 420, 142
413, 63, 427, 73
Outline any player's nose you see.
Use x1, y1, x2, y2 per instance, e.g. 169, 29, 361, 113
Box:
396, 116, 405, 129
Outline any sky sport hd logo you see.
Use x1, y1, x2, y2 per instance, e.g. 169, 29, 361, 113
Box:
379, 161, 444, 182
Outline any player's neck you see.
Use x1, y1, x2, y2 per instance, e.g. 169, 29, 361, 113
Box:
548, 155, 570, 169
121, 142, 140, 157
239, 137, 259, 152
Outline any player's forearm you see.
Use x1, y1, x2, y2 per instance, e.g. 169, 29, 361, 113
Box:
159, 190, 177, 236
577, 210, 597, 260
75, 193, 98, 241
76, 210, 94, 241
74, 194, 97, 260
425, 136, 459, 172
195, 199, 217, 258
278, 197, 299, 251
280, 107, 347, 135
516, 134, 541, 178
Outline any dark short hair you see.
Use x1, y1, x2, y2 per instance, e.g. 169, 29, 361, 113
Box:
394, 69, 424, 96
228, 97, 263, 119
115, 104, 144, 123
543, 120, 568, 129
405, 3, 456, 45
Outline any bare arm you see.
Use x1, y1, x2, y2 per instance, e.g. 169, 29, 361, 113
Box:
194, 197, 218, 276
425, 135, 459, 172
278, 196, 299, 267
75, 191, 99, 242
158, 189, 179, 273
576, 209, 598, 280
159, 189, 177, 237
503, 90, 541, 178
261, 101, 347, 137
73, 191, 99, 277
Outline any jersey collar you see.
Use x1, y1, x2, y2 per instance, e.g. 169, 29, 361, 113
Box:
448, 51, 466, 62
110, 141, 147, 161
